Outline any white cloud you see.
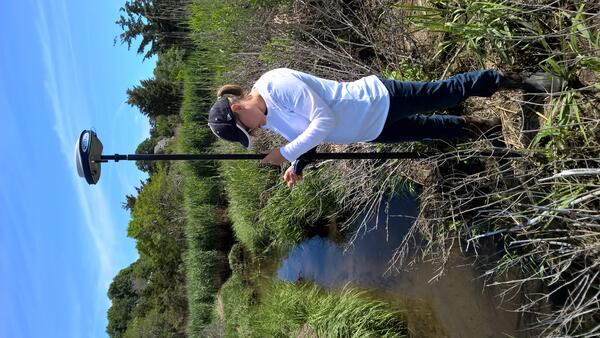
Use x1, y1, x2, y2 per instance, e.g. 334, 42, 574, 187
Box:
36, 0, 116, 275
28, 0, 161, 337
34, 1, 127, 336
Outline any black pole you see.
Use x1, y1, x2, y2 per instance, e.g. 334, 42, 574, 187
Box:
100, 149, 523, 162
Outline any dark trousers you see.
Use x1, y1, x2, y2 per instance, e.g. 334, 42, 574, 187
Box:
371, 70, 501, 143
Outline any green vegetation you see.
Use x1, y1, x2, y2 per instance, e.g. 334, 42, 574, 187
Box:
219, 273, 407, 337
107, 0, 599, 337
257, 282, 406, 337
115, 0, 191, 60
218, 273, 256, 336
218, 147, 276, 250
107, 168, 187, 338
219, 145, 339, 252
256, 169, 337, 248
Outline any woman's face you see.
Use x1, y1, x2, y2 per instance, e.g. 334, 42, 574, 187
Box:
231, 95, 266, 136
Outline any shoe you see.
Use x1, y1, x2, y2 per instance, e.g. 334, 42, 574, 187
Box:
499, 71, 565, 94
464, 116, 502, 139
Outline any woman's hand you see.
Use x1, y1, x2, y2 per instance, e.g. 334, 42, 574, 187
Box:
283, 166, 302, 188
261, 148, 286, 166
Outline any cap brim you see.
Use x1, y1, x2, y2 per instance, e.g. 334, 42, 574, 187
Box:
235, 123, 252, 149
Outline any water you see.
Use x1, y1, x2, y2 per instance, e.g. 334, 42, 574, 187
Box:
277, 195, 521, 338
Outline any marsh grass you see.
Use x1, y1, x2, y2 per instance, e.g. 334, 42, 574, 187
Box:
178, 29, 237, 335
256, 167, 339, 249
217, 273, 257, 337
179, 151, 230, 337
185, 249, 221, 333
216, 141, 277, 250
217, 139, 340, 252
177, 0, 600, 336
219, 274, 408, 338
257, 282, 407, 338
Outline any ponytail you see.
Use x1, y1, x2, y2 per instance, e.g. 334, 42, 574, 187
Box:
217, 84, 245, 100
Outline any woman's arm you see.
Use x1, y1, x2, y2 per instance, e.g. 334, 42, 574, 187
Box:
276, 76, 337, 162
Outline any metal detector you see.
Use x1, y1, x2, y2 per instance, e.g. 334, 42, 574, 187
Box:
74, 129, 522, 185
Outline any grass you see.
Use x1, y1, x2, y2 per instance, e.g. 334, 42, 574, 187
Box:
399, 1, 600, 75
217, 139, 341, 252
178, 1, 254, 333
219, 272, 408, 338
256, 282, 407, 338
217, 141, 277, 251
185, 249, 221, 332
178, 38, 232, 338
179, 156, 227, 337
219, 154, 340, 251
175, 0, 600, 336
256, 167, 339, 249
178, 1, 262, 336
218, 273, 256, 337
398, 0, 541, 67
179, 1, 280, 335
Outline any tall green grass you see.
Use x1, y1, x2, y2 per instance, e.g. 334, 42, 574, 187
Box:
179, 43, 231, 338
257, 283, 407, 338
219, 149, 339, 252
218, 143, 276, 251
219, 275, 407, 338
180, 161, 227, 337
185, 249, 220, 331
257, 170, 337, 248
180, 2, 268, 336
219, 273, 257, 337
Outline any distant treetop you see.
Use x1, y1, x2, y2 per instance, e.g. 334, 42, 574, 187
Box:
115, 0, 191, 60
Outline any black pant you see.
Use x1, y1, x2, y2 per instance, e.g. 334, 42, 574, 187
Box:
372, 70, 501, 143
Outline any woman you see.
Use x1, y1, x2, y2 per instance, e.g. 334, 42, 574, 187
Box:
208, 68, 562, 187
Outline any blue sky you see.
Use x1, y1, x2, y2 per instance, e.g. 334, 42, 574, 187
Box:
1, 1, 155, 337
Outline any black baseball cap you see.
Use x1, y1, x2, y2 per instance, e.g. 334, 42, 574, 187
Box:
208, 96, 252, 149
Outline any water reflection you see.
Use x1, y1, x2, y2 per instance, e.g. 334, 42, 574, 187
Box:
278, 195, 417, 287
277, 195, 520, 338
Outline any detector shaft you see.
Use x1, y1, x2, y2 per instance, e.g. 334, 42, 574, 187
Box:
99, 149, 522, 162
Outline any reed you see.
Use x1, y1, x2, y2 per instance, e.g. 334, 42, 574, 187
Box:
217, 141, 276, 251
218, 141, 340, 252
218, 275, 408, 338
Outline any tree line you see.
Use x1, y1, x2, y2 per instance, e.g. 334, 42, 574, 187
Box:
107, 1, 194, 337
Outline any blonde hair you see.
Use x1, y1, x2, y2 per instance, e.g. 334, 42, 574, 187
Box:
217, 84, 245, 102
